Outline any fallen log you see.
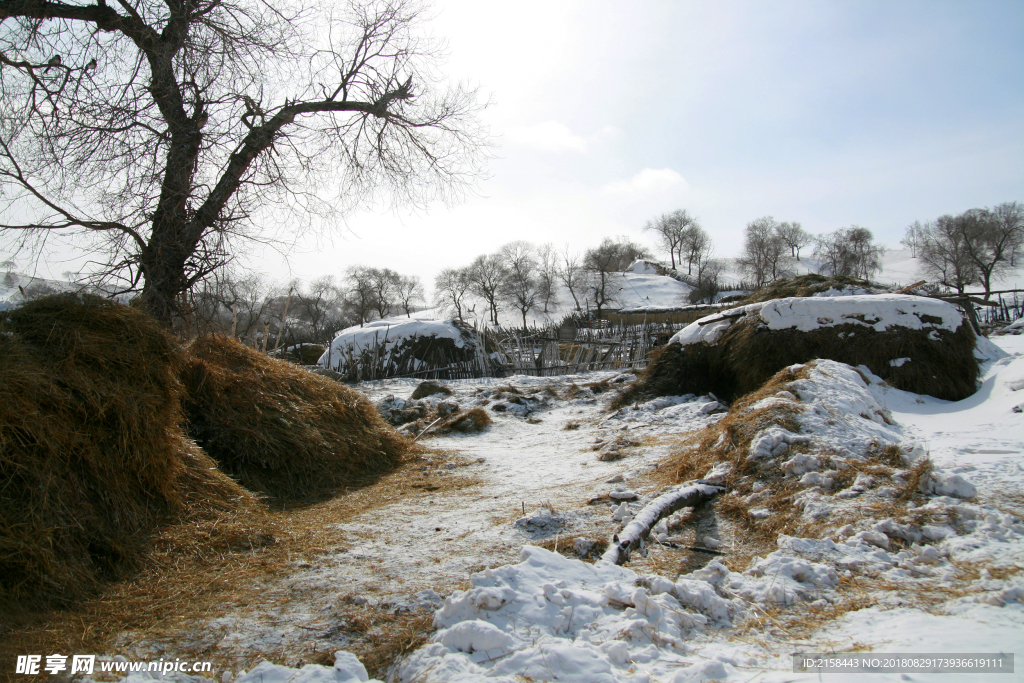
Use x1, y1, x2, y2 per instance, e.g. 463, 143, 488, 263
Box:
600, 482, 724, 565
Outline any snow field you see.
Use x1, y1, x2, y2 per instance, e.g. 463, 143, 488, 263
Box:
88, 334, 1023, 683
389, 351, 1024, 681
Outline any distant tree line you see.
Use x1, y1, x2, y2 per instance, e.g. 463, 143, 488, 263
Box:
433, 237, 650, 325
902, 202, 1023, 297
189, 266, 426, 348
732, 217, 885, 289
13, 201, 1020, 345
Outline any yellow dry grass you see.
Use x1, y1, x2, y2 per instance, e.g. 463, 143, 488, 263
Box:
0, 451, 480, 680
0, 295, 259, 607
181, 335, 412, 500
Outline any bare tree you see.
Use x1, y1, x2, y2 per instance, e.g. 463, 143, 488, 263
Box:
901, 221, 926, 258
536, 242, 560, 313
344, 266, 378, 326
956, 203, 1024, 298
737, 217, 791, 289
775, 221, 812, 260
466, 253, 507, 324
297, 275, 342, 343
366, 267, 400, 319
612, 236, 653, 270
0, 0, 486, 326
557, 245, 586, 312
582, 237, 649, 320
918, 217, 977, 294
814, 226, 884, 280
679, 223, 712, 275
395, 274, 424, 317
228, 272, 276, 341
644, 209, 698, 269
688, 258, 723, 304
434, 266, 470, 321
499, 240, 539, 328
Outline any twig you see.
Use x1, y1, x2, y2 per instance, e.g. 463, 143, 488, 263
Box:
412, 415, 445, 442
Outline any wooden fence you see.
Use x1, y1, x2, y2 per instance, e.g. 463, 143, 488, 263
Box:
323, 320, 691, 382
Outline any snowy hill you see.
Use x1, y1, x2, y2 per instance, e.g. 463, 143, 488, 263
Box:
0, 271, 75, 309
425, 249, 1024, 330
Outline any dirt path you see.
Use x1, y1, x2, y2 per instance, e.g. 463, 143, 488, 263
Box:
88, 374, 696, 676
0, 374, 731, 681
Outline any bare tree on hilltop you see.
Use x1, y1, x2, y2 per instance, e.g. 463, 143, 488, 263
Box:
915, 203, 1023, 297
0, 0, 486, 326
367, 267, 400, 319
583, 236, 650, 320
901, 221, 926, 258
344, 266, 378, 326
737, 216, 792, 289
466, 253, 507, 324
499, 240, 539, 328
395, 274, 424, 317
434, 266, 470, 322
776, 221, 812, 261
814, 226, 885, 281
644, 209, 697, 269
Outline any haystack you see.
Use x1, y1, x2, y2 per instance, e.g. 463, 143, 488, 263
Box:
181, 336, 411, 498
620, 294, 978, 405
319, 318, 489, 381
742, 273, 885, 303
0, 295, 253, 604
659, 360, 932, 546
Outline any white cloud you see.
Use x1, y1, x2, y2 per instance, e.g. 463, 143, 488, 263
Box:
603, 168, 689, 194
505, 121, 589, 153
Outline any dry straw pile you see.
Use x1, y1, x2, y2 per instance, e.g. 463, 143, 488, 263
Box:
620, 282, 978, 406
742, 273, 883, 303
656, 362, 931, 551
0, 295, 255, 605
181, 336, 411, 498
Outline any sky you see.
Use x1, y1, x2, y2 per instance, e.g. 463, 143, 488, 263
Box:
6, 0, 1024, 292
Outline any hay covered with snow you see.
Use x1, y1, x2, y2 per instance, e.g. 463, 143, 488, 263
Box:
658, 359, 976, 544
742, 273, 886, 303
319, 318, 488, 381
0, 295, 255, 605
621, 294, 978, 404
181, 336, 411, 499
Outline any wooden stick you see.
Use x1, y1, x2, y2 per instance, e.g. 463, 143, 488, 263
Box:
895, 280, 926, 294
601, 483, 723, 565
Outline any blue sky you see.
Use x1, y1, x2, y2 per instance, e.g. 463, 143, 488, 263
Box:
7, 1, 1024, 289
267, 0, 1023, 288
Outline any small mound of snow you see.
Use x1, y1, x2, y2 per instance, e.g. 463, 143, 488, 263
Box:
437, 619, 515, 654
975, 334, 1010, 361
920, 471, 977, 499
235, 651, 379, 683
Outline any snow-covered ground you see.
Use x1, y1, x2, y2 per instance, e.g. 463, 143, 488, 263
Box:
100, 327, 1024, 683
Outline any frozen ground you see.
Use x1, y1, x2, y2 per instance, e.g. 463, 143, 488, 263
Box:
99, 330, 1024, 683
